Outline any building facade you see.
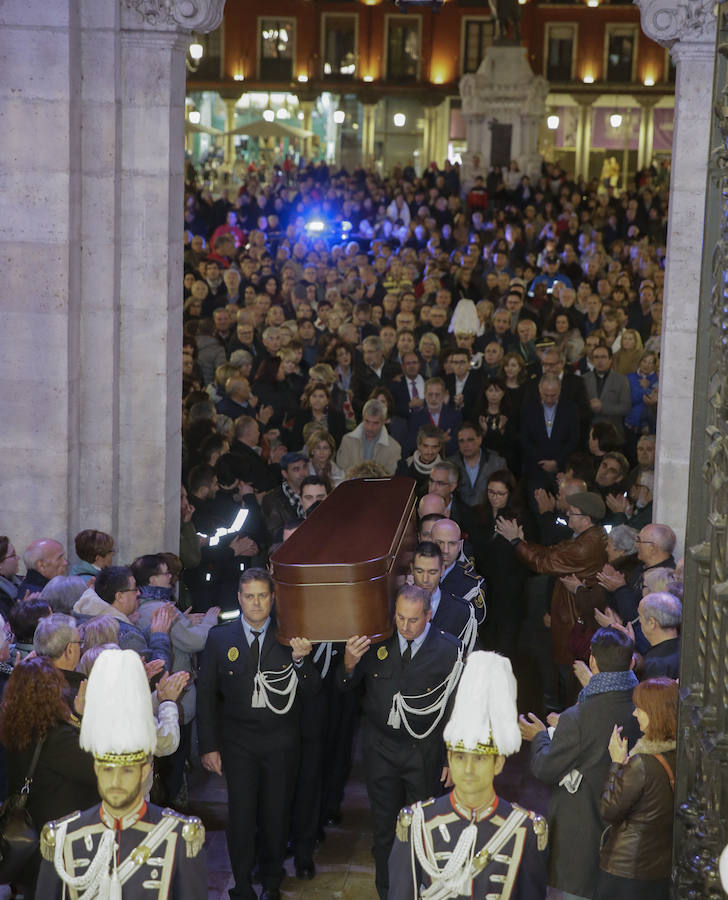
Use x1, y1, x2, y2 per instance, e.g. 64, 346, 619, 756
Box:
185, 0, 674, 180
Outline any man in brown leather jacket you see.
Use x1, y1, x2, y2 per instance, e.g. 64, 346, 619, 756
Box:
496, 491, 608, 708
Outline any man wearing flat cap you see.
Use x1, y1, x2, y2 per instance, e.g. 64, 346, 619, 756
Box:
497, 492, 608, 708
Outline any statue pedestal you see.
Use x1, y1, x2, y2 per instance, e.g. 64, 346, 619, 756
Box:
460, 44, 549, 182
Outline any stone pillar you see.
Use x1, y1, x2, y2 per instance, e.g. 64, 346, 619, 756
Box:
634, 0, 717, 549
572, 97, 593, 181
422, 105, 437, 168
637, 97, 657, 169
300, 100, 315, 162
223, 96, 238, 166
0, 0, 225, 564
362, 102, 378, 166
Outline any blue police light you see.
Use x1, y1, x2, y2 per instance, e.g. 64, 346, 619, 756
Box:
341, 220, 353, 232
305, 219, 326, 234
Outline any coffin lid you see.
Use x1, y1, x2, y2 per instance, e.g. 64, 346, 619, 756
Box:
270, 477, 417, 585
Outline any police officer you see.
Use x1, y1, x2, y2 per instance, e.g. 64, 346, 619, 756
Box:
196, 568, 319, 900
338, 584, 464, 899
410, 541, 477, 654
431, 518, 486, 625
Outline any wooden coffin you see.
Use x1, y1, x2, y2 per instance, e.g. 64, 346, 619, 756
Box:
270, 477, 418, 643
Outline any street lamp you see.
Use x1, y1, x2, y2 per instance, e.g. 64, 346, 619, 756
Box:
547, 115, 559, 130
393, 113, 406, 128
333, 110, 346, 125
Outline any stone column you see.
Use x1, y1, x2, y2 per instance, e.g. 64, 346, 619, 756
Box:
300, 100, 315, 162
637, 96, 658, 169
634, 0, 717, 549
573, 97, 593, 181
223, 96, 238, 166
362, 102, 378, 166
0, 0, 225, 564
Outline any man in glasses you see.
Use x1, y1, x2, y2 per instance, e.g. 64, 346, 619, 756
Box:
596, 523, 677, 653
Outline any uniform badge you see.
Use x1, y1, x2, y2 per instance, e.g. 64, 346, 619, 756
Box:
475, 590, 485, 608
227, 647, 239, 662
377, 646, 388, 660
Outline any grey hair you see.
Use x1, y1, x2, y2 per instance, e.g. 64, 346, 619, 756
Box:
77, 642, 120, 676
609, 525, 639, 556
33, 613, 79, 660
432, 460, 460, 486
362, 398, 385, 420
40, 576, 88, 615
640, 592, 682, 629
22, 539, 59, 572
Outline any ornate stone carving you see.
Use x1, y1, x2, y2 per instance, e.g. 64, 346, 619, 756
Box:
633, 0, 716, 48
674, 7, 728, 897
122, 0, 225, 33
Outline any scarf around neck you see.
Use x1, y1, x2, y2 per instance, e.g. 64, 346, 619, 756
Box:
282, 479, 305, 519
139, 584, 173, 603
408, 451, 442, 476
578, 669, 638, 703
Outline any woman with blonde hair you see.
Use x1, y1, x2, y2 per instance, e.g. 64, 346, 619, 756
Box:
613, 329, 644, 375
417, 332, 441, 378
305, 428, 345, 490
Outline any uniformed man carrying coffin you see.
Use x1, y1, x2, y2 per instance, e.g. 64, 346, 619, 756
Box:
37, 648, 207, 899
196, 567, 319, 900
339, 584, 464, 899
388, 652, 548, 899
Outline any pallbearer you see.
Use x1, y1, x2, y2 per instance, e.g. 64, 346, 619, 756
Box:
388, 652, 548, 899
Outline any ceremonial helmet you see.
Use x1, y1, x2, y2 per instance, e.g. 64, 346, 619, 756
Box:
443, 651, 521, 756
79, 648, 157, 765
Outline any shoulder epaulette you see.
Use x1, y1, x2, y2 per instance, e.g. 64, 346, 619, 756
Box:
514, 806, 548, 851
161, 809, 205, 858
396, 806, 413, 842
40, 810, 81, 861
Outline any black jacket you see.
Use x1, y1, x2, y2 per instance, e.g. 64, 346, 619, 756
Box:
7, 721, 98, 833
196, 619, 320, 754
530, 685, 641, 897
337, 627, 461, 747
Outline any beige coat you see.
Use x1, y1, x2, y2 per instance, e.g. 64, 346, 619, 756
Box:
336, 423, 402, 476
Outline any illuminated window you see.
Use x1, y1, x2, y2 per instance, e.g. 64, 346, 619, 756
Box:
462, 19, 495, 74
386, 17, 420, 82
259, 18, 295, 81
323, 15, 357, 78
545, 24, 575, 82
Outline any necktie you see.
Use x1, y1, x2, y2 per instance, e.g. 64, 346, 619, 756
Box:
402, 639, 414, 663
250, 630, 261, 668
410, 380, 419, 399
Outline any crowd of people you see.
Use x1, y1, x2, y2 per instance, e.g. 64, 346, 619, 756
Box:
0, 153, 683, 900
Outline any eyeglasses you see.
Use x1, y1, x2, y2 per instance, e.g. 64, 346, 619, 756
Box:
122, 587, 140, 594
429, 478, 451, 488
634, 538, 655, 545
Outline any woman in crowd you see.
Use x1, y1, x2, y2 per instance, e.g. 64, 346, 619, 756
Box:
418, 332, 441, 378
70, 529, 115, 582
289, 382, 346, 451
252, 356, 300, 431
477, 376, 518, 473
544, 310, 585, 365
588, 422, 620, 466
0, 657, 98, 889
471, 469, 530, 659
306, 428, 345, 491
370, 386, 408, 451
596, 677, 678, 900
626, 351, 659, 440
0, 538, 21, 621
613, 328, 644, 374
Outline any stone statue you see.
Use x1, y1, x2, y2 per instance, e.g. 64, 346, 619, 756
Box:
488, 0, 521, 43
